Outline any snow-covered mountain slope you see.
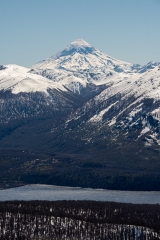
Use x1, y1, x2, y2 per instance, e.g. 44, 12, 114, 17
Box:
0, 64, 66, 94
66, 65, 160, 147
0, 65, 82, 124
31, 39, 142, 93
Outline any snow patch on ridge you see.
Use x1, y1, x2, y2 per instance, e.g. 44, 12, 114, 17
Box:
129, 106, 143, 117
108, 117, 117, 126
89, 102, 118, 122
151, 108, 160, 120
141, 126, 151, 135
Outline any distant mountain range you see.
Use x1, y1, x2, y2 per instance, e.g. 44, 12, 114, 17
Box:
0, 39, 160, 190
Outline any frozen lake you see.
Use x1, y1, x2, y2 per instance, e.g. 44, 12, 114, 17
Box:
0, 184, 160, 204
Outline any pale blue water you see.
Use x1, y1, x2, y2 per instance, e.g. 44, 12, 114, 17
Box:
0, 184, 160, 204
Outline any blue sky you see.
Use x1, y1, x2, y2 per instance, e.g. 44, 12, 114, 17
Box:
0, 0, 160, 67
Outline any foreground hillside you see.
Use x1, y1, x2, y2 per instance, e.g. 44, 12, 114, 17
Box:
0, 200, 160, 239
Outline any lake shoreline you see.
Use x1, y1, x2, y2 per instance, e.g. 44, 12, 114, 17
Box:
0, 184, 160, 204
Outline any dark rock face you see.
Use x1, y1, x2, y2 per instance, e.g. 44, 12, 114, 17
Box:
0, 65, 6, 70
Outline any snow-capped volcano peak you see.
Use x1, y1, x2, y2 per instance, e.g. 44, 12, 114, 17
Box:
31, 38, 137, 93
49, 38, 94, 60
33, 38, 132, 71
69, 38, 91, 47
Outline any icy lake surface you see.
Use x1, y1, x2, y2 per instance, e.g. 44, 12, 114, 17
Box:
0, 184, 160, 204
